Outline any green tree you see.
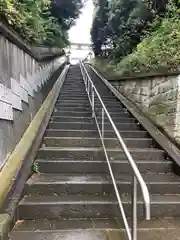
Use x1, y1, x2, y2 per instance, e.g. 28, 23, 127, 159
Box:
91, 0, 172, 59
91, 0, 109, 56
0, 0, 83, 47
51, 0, 83, 29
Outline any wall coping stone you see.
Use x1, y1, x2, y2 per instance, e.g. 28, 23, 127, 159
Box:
109, 71, 180, 82
90, 64, 180, 82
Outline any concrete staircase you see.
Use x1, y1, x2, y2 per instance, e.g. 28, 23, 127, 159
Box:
10, 65, 180, 240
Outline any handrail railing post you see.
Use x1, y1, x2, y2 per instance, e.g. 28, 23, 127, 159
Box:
85, 75, 87, 91
92, 87, 95, 117
87, 78, 90, 95
132, 176, 137, 240
102, 108, 104, 140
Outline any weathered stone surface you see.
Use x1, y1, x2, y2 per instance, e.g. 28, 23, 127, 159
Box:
0, 214, 11, 240
117, 74, 180, 145
0, 33, 64, 167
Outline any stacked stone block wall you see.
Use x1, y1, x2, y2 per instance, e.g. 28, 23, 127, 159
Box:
112, 74, 180, 144
0, 25, 65, 167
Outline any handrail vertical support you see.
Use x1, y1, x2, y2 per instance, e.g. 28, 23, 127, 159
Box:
102, 108, 104, 140
87, 78, 90, 95
85, 76, 87, 91
92, 88, 95, 117
132, 176, 137, 240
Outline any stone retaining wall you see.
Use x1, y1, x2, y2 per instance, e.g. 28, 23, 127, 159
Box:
112, 74, 180, 144
0, 23, 65, 168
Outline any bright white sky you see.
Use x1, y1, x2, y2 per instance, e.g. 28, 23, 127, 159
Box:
68, 0, 94, 63
69, 0, 94, 44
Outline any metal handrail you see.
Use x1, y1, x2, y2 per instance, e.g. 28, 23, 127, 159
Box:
80, 61, 150, 240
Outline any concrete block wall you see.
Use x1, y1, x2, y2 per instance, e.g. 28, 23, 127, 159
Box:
112, 74, 180, 145
0, 33, 65, 168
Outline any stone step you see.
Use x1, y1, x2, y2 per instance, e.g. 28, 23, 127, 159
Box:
48, 121, 97, 130
52, 110, 93, 117
61, 89, 87, 92
59, 94, 88, 97
45, 129, 148, 138
10, 218, 180, 240
57, 97, 90, 101
52, 110, 131, 118
55, 102, 124, 107
95, 108, 128, 114
56, 97, 119, 102
55, 99, 122, 104
103, 111, 132, 117
57, 96, 88, 100
35, 158, 171, 174
50, 116, 136, 124
43, 137, 153, 148
12, 217, 180, 232
37, 147, 165, 161
17, 194, 180, 219
95, 95, 116, 99
48, 122, 140, 131
61, 83, 85, 86
61, 87, 85, 89
53, 106, 126, 112
61, 88, 85, 91
45, 129, 99, 138
55, 102, 91, 107
54, 106, 93, 111
50, 116, 93, 123
25, 173, 180, 196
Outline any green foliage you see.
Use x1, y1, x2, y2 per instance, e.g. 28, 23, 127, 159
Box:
92, 0, 180, 76
0, 0, 83, 47
32, 161, 40, 173
116, 17, 180, 75
91, 0, 153, 57
51, 0, 83, 30
91, 0, 170, 58
91, 57, 118, 78
91, 0, 109, 56
0, 0, 50, 43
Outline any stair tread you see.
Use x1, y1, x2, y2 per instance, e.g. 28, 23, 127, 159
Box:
19, 194, 180, 205
27, 173, 180, 184
12, 217, 180, 231
46, 129, 147, 133
9, 228, 180, 240
39, 146, 163, 151
40, 147, 164, 152
49, 121, 136, 125
45, 129, 149, 138
43, 136, 153, 148
10, 228, 180, 240
43, 137, 151, 140
36, 158, 169, 163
